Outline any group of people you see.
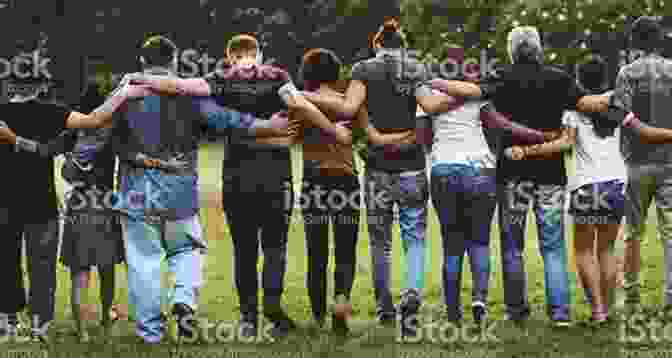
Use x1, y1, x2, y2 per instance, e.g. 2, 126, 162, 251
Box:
0, 14, 671, 345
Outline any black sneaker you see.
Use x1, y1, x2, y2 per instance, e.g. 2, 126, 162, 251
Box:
472, 302, 487, 326
264, 305, 296, 338
399, 290, 421, 338
376, 307, 396, 327
172, 303, 198, 340
239, 313, 258, 341
0, 314, 19, 339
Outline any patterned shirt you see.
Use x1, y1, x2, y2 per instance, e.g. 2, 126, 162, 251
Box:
612, 53, 672, 165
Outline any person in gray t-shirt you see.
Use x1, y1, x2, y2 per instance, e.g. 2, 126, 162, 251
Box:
610, 16, 672, 311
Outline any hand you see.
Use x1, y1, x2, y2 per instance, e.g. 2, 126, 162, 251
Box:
504, 146, 525, 160
0, 126, 17, 145
269, 111, 298, 136
543, 130, 562, 141
142, 158, 162, 168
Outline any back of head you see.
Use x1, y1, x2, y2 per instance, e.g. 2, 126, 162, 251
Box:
576, 55, 608, 94
300, 48, 342, 90
373, 18, 406, 50
139, 35, 177, 69
507, 26, 544, 65
226, 33, 262, 66
630, 16, 662, 53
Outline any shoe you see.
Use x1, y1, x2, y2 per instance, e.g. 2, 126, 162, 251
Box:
551, 318, 572, 328
0, 314, 19, 337
239, 313, 258, 340
472, 302, 487, 326
399, 289, 421, 338
30, 328, 49, 344
172, 303, 198, 340
264, 304, 296, 338
376, 306, 396, 327
333, 295, 351, 336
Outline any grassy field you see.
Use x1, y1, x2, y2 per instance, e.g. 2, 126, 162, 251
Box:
6, 142, 670, 357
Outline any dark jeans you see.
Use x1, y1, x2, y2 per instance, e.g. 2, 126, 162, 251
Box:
497, 180, 570, 321
0, 208, 59, 327
222, 174, 293, 317
430, 164, 496, 321
301, 173, 360, 322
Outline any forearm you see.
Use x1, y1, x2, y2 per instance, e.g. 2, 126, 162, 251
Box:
429, 79, 483, 99
480, 109, 545, 144
624, 115, 672, 144
577, 94, 610, 113
292, 97, 342, 136
302, 91, 357, 118
129, 74, 211, 96
518, 130, 574, 157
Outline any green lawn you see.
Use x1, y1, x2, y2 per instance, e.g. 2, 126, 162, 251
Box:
9, 142, 670, 356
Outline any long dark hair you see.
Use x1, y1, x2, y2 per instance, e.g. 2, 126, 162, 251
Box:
576, 55, 616, 138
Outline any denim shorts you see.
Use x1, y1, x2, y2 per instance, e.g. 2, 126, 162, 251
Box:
569, 180, 625, 225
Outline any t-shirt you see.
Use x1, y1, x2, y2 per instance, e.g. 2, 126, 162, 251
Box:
563, 108, 626, 192
0, 100, 70, 223
484, 64, 587, 185
612, 53, 672, 165
300, 80, 356, 177
430, 96, 495, 169
206, 64, 294, 179
351, 49, 431, 173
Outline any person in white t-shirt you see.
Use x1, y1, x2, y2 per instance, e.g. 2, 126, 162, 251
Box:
426, 62, 552, 324
565, 55, 626, 324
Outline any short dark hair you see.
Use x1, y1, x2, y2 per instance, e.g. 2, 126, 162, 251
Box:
577, 55, 608, 93
226, 34, 260, 58
139, 35, 177, 67
373, 19, 405, 49
300, 48, 342, 84
630, 16, 662, 52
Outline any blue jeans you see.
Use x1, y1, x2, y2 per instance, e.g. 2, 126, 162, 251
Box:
431, 164, 496, 321
121, 215, 203, 343
365, 169, 428, 315
497, 180, 570, 321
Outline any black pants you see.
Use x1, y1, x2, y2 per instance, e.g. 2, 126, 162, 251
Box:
0, 208, 59, 327
222, 153, 293, 317
301, 173, 360, 321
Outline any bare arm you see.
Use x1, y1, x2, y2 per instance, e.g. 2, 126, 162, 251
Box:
576, 94, 610, 113
480, 103, 547, 144
624, 112, 672, 144
513, 126, 576, 159
302, 79, 367, 119
415, 85, 466, 115
427, 79, 483, 99
64, 82, 150, 129
125, 73, 212, 96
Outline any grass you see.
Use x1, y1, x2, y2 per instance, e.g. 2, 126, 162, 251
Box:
5, 142, 670, 357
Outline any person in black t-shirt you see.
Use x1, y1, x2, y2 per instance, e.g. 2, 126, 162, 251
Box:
300, 17, 476, 338
0, 47, 153, 342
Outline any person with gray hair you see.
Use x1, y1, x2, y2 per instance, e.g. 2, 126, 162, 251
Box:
433, 25, 611, 327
